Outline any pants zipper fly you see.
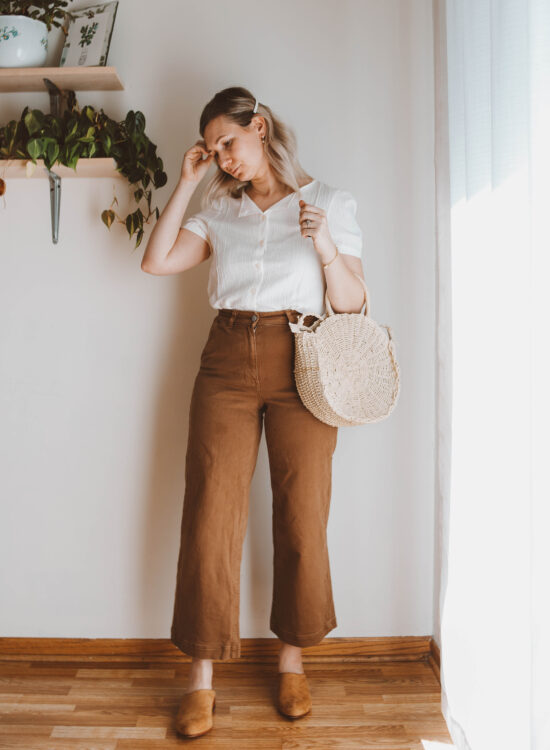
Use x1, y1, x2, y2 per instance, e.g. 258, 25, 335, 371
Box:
250, 317, 260, 389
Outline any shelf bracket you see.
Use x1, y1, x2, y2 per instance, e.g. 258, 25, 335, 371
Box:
45, 167, 61, 243
42, 77, 73, 243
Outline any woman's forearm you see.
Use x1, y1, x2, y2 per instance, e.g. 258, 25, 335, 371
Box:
141, 178, 197, 268
321, 245, 366, 314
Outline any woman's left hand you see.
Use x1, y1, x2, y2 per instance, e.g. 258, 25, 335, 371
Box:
298, 199, 337, 263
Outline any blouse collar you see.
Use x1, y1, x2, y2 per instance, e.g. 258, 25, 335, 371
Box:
238, 180, 317, 218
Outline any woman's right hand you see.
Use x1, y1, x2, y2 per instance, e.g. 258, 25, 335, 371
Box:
180, 139, 215, 184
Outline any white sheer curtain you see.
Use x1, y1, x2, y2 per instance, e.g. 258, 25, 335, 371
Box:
434, 1, 550, 749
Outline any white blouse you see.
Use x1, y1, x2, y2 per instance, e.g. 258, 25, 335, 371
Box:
181, 178, 363, 318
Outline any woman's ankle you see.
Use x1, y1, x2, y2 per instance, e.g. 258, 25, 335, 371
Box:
185, 657, 214, 692
278, 641, 304, 673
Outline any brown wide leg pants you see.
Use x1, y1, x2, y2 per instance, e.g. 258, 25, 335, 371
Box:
170, 308, 339, 660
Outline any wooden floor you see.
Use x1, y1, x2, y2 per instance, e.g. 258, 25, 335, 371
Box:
0, 655, 453, 749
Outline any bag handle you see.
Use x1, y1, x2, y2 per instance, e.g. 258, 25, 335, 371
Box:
324, 271, 370, 317
289, 272, 372, 333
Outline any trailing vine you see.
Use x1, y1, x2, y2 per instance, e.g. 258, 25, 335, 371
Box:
0, 91, 167, 248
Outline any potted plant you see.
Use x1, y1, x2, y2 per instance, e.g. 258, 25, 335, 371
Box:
0, 0, 73, 67
0, 90, 168, 248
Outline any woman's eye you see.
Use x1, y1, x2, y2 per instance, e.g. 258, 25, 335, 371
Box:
223, 140, 233, 148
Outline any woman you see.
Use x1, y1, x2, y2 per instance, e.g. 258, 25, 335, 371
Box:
141, 86, 366, 738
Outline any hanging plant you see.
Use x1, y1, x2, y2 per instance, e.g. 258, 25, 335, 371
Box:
0, 90, 167, 248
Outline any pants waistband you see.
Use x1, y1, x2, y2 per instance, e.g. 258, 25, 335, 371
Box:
217, 308, 317, 326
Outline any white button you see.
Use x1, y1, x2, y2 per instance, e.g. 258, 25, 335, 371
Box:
251, 287, 256, 293
255, 262, 260, 268
262, 215, 267, 221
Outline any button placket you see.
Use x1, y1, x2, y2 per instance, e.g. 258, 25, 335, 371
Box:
252, 214, 267, 301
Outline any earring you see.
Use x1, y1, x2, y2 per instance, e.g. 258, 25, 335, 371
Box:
261, 135, 265, 143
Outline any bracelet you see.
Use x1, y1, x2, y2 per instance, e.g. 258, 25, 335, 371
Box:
322, 246, 339, 270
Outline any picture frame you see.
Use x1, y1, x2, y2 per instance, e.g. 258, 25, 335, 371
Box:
59, 1, 119, 67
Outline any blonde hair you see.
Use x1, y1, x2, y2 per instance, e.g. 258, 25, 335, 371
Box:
198, 86, 313, 210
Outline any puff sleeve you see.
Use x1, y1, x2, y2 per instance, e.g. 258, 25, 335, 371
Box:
181, 209, 210, 243
327, 188, 363, 258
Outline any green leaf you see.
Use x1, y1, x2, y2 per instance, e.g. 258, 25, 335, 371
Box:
24, 110, 43, 136
26, 138, 43, 159
125, 212, 135, 235
67, 119, 79, 139
154, 169, 167, 188
125, 111, 136, 134
101, 209, 115, 229
134, 111, 145, 134
46, 141, 59, 164
134, 228, 144, 248
100, 132, 112, 154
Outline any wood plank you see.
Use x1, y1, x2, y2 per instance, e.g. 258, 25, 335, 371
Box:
0, 158, 124, 179
0, 66, 124, 93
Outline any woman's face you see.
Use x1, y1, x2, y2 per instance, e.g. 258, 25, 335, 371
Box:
203, 114, 265, 181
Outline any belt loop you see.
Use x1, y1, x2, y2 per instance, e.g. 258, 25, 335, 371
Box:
229, 309, 237, 328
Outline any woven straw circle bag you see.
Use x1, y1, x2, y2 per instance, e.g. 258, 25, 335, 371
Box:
288, 272, 401, 427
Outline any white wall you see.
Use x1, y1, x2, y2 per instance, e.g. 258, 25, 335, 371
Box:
0, 0, 436, 645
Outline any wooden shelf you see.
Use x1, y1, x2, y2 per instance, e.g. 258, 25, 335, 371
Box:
0, 157, 125, 179
0, 65, 124, 93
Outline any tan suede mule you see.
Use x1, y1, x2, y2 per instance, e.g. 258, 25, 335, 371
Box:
277, 671, 312, 718
175, 688, 216, 738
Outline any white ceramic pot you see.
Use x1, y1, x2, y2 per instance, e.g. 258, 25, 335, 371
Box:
0, 15, 48, 67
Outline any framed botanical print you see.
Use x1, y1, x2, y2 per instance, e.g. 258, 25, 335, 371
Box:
59, 1, 119, 67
